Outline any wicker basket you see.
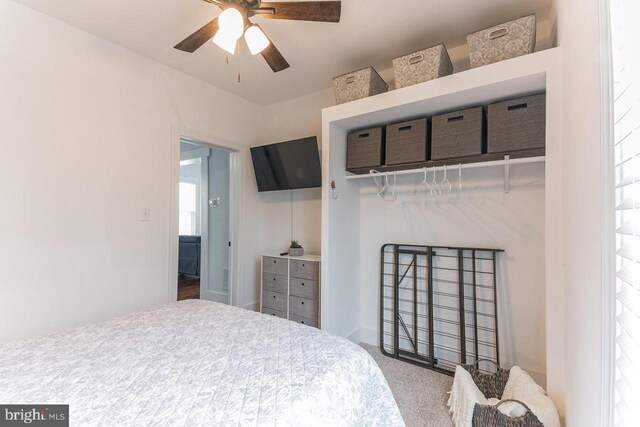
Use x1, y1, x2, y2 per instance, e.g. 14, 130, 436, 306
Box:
472, 400, 543, 427
392, 44, 453, 89
347, 127, 385, 169
487, 93, 546, 153
333, 67, 388, 105
385, 118, 429, 165
463, 359, 543, 427
431, 107, 486, 160
467, 15, 536, 68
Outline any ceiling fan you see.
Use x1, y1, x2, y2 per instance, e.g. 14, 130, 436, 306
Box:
174, 0, 342, 73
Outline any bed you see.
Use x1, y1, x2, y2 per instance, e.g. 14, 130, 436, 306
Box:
0, 300, 404, 426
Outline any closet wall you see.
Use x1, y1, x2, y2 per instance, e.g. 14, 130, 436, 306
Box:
356, 165, 546, 384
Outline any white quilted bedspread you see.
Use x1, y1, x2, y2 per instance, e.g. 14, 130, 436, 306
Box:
0, 300, 404, 427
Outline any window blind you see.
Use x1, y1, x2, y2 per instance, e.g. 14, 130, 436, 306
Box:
612, 1, 640, 425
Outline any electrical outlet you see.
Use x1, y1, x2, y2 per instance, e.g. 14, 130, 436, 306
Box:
141, 208, 151, 222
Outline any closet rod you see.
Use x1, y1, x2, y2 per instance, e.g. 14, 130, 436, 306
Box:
344, 155, 545, 180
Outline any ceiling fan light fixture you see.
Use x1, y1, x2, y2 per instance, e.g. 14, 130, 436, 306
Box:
244, 25, 270, 55
212, 29, 238, 55
217, 7, 245, 39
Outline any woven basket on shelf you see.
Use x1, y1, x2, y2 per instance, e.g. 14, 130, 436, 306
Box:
462, 359, 543, 427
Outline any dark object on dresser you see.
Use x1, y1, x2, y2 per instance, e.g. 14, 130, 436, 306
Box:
178, 235, 201, 276
488, 94, 546, 154
431, 107, 487, 160
385, 118, 430, 165
347, 126, 385, 169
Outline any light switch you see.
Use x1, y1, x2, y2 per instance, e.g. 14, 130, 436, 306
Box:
141, 208, 151, 222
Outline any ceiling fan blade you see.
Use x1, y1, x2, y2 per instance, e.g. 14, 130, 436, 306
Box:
256, 25, 290, 72
174, 18, 219, 53
256, 1, 341, 23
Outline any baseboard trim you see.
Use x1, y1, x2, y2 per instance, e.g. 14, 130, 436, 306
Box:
347, 329, 361, 344
346, 326, 378, 346
359, 327, 378, 346
244, 301, 259, 312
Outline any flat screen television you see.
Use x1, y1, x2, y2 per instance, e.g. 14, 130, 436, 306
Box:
250, 137, 321, 192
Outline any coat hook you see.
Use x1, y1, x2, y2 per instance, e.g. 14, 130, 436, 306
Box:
331, 180, 339, 200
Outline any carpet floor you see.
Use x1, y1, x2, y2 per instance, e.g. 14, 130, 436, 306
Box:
360, 343, 454, 427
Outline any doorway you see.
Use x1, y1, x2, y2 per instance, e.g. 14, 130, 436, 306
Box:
177, 139, 232, 304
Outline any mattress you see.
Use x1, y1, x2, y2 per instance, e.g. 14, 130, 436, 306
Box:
0, 300, 404, 426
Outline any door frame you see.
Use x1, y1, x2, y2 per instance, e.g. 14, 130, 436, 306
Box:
179, 149, 210, 300
169, 126, 242, 307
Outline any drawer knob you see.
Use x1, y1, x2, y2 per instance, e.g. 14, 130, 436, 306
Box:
273, 260, 276, 263
302, 321, 305, 324
301, 301, 305, 305
273, 295, 276, 299
273, 278, 276, 281
302, 264, 305, 267
302, 283, 305, 286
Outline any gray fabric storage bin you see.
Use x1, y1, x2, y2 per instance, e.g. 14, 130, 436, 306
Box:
333, 67, 388, 105
488, 93, 546, 153
347, 127, 385, 169
385, 118, 429, 165
432, 107, 486, 160
393, 44, 454, 89
467, 15, 536, 68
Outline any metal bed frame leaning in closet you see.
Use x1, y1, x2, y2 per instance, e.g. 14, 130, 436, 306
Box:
380, 243, 503, 376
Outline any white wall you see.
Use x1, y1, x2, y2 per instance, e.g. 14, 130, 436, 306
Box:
555, 0, 606, 425
356, 166, 547, 383
0, 0, 265, 342
256, 89, 335, 257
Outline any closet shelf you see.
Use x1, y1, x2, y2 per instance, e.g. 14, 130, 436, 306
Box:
345, 154, 545, 181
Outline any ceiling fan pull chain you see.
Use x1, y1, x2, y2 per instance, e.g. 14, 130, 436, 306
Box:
237, 38, 241, 84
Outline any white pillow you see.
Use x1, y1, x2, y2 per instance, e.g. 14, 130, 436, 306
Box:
495, 400, 527, 418
502, 366, 560, 427
448, 365, 488, 427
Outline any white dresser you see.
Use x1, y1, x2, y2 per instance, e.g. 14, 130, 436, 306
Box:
260, 253, 321, 328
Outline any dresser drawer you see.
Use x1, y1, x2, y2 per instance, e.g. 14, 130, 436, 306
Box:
290, 260, 319, 280
263, 256, 288, 276
263, 272, 288, 294
289, 295, 318, 319
262, 307, 287, 319
289, 277, 318, 300
262, 290, 287, 312
289, 314, 318, 328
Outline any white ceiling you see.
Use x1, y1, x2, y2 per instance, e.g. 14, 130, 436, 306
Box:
13, 0, 553, 106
